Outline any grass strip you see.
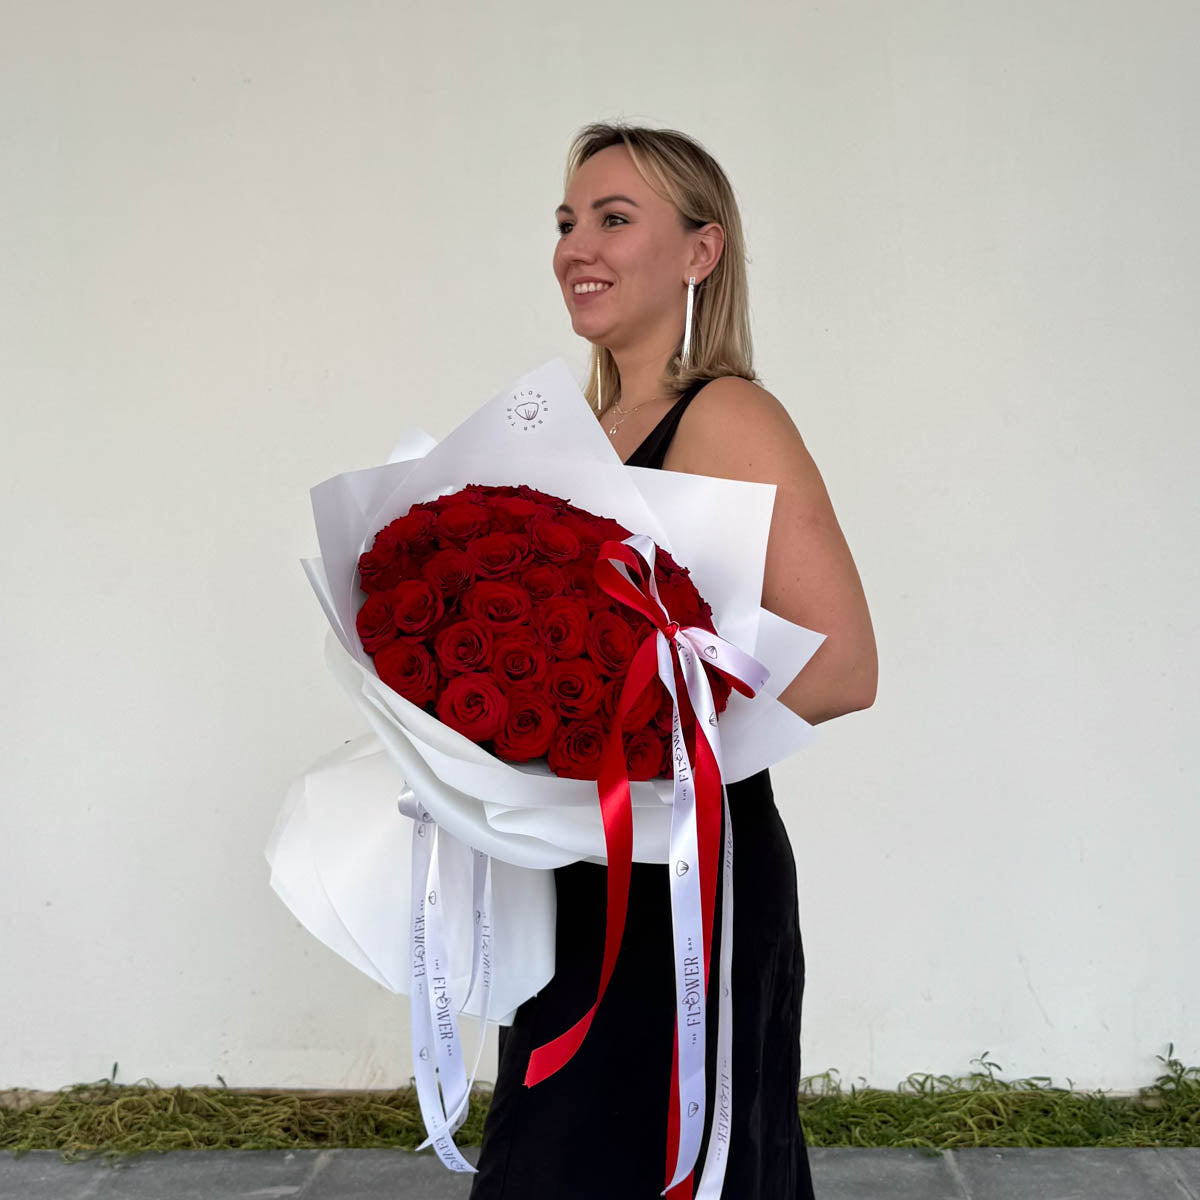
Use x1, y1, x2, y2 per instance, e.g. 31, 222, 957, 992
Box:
2, 1046, 1196, 1163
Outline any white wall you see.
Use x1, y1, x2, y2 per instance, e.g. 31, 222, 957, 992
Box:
2, 0, 1196, 1094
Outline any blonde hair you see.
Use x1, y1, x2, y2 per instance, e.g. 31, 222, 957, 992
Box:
562, 121, 763, 408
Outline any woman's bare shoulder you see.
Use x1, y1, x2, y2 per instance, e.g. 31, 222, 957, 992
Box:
669, 375, 878, 715
667, 376, 812, 484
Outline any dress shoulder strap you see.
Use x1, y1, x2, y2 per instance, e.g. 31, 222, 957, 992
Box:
625, 377, 721, 471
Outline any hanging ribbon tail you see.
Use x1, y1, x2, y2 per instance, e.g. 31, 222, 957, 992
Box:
523, 633, 661, 1086
398, 786, 499, 1172
693, 780, 736, 1200
658, 637, 723, 1196
524, 529, 767, 1200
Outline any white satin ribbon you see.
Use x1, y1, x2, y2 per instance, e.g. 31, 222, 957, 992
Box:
677, 632, 736, 1200
398, 786, 496, 1171
614, 533, 767, 1198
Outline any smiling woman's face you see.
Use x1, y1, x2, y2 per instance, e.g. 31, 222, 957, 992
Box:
553, 144, 693, 351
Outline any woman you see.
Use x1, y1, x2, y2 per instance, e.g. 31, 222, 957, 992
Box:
468, 122, 877, 1199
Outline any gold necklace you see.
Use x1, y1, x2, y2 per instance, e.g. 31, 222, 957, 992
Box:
602, 396, 655, 436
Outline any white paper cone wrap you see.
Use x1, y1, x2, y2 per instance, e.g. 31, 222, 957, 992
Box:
264, 357, 830, 1191
264, 734, 556, 1022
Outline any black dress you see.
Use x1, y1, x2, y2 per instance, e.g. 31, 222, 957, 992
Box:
468, 379, 816, 1199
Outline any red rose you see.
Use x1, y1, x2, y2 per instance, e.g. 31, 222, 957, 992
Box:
599, 674, 663, 733
547, 716, 609, 779
420, 547, 476, 600
533, 596, 591, 659
656, 571, 714, 633
489, 495, 557, 532
357, 542, 409, 593
465, 531, 533, 579
585, 610, 636, 678
455, 483, 491, 505
374, 639, 440, 708
652, 685, 676, 735
435, 671, 508, 742
390, 579, 445, 638
528, 516, 582, 564
374, 508, 437, 555
521, 562, 567, 603
432, 618, 494, 676
544, 657, 605, 721
564, 560, 612, 612
555, 511, 604, 549
512, 484, 565, 508
491, 629, 549, 687
492, 684, 557, 761
624, 728, 665, 780
596, 515, 633, 544
559, 510, 631, 550
460, 580, 533, 631
356, 591, 398, 654
623, 608, 658, 649
436, 501, 491, 544
650, 659, 697, 735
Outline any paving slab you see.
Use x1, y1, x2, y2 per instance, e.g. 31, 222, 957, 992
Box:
0, 1148, 484, 1200
303, 1147, 479, 1200
1163, 1150, 1200, 1199
807, 1147, 962, 1198
950, 1147, 1199, 1200
0, 1148, 315, 1200
1, 1146, 1199, 1199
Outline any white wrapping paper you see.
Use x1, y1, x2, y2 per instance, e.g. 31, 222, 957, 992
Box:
264, 731, 555, 1024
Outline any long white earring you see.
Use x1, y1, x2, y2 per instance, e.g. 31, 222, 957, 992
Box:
681, 276, 697, 366
595, 355, 603, 411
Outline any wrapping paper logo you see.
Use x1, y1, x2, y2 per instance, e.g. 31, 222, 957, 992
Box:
506, 388, 549, 434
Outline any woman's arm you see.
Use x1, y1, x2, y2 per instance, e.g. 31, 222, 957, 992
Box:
673, 378, 878, 725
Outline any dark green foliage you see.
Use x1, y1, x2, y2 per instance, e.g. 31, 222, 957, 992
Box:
2, 1046, 1196, 1162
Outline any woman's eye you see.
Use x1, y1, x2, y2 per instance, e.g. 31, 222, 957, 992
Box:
556, 213, 627, 235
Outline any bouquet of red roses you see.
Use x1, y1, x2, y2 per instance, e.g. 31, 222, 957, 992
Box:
355, 482, 734, 781
265, 358, 826, 1197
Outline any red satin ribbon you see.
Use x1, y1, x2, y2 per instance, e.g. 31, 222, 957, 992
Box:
522, 540, 729, 1200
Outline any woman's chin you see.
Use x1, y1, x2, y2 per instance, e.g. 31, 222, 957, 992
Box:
571, 312, 616, 339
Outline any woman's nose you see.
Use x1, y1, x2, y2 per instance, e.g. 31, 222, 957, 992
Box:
562, 229, 600, 260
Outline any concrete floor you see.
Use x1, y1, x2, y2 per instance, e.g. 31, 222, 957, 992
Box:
2, 1146, 1199, 1199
